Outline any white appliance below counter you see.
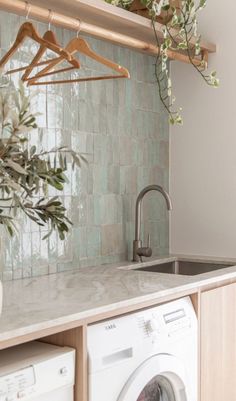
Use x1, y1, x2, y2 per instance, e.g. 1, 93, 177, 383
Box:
0, 280, 2, 316
88, 296, 197, 401
0, 341, 75, 401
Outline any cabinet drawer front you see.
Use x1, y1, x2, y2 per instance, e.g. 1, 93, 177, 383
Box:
201, 283, 236, 401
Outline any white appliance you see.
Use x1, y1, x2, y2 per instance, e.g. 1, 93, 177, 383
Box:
88, 297, 197, 401
0, 341, 75, 401
0, 280, 2, 316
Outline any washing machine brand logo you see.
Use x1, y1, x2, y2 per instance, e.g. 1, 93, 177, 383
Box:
105, 323, 117, 331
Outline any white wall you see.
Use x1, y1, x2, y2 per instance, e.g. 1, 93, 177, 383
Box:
170, 0, 236, 258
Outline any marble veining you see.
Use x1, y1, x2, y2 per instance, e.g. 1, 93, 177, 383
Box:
1, 256, 236, 344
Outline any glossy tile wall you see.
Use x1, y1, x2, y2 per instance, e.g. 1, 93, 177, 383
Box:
0, 11, 169, 281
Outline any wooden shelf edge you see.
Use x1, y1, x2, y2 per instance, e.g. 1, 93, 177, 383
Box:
29, 0, 216, 54
0, 0, 215, 67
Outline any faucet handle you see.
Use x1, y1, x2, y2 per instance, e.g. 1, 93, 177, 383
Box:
136, 234, 152, 259
137, 245, 152, 258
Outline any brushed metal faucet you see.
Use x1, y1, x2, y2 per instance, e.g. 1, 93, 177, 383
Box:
133, 185, 172, 262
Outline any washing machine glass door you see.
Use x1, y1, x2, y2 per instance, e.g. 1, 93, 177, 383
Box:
118, 354, 188, 401
136, 374, 180, 401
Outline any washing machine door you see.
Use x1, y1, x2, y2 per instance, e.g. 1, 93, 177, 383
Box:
117, 354, 188, 401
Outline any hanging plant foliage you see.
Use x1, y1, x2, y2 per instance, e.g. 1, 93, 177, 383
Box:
0, 73, 85, 239
105, 0, 219, 125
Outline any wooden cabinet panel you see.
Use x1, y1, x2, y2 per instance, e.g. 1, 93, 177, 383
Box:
201, 283, 236, 401
41, 326, 88, 401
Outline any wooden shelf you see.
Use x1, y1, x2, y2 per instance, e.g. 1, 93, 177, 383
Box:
0, 0, 216, 66
28, 0, 216, 54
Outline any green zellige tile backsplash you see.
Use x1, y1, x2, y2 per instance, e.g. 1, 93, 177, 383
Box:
0, 10, 169, 281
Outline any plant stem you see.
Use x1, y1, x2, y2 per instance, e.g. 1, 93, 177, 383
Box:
151, 18, 179, 121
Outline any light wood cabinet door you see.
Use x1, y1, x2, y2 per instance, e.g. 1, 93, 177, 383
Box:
201, 283, 236, 401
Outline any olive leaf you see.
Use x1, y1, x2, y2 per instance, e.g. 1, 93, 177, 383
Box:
6, 159, 28, 175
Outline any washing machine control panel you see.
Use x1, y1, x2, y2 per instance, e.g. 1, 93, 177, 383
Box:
136, 302, 193, 342
163, 308, 192, 336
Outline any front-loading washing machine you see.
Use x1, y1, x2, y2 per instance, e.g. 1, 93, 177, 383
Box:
87, 296, 197, 401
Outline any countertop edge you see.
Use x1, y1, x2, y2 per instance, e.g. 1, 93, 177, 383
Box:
1, 255, 236, 347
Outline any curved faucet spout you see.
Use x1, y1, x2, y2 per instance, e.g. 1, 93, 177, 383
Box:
133, 185, 172, 262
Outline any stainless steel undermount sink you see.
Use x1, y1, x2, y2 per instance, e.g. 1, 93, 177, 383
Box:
134, 260, 234, 276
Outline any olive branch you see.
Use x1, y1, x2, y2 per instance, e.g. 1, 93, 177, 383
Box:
0, 73, 85, 239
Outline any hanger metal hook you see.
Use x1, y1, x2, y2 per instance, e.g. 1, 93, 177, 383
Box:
48, 9, 54, 31
25, 1, 31, 20
76, 18, 82, 38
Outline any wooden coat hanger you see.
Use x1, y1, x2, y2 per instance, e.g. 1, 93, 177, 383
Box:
6, 9, 81, 81
6, 30, 80, 81
0, 22, 73, 70
20, 30, 80, 81
21, 30, 66, 81
6, 46, 79, 77
26, 35, 130, 86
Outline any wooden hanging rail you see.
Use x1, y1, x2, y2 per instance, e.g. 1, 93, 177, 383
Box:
28, 0, 216, 54
0, 0, 216, 66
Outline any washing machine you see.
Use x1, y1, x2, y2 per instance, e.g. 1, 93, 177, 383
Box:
87, 296, 197, 401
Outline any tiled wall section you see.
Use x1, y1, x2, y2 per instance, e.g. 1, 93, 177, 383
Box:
0, 11, 169, 281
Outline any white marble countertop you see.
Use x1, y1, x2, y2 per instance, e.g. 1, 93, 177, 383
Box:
1, 254, 236, 347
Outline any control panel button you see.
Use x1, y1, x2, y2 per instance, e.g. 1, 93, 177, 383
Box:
146, 319, 159, 333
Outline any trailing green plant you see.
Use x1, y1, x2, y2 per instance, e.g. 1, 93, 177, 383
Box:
0, 73, 85, 240
105, 0, 219, 125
